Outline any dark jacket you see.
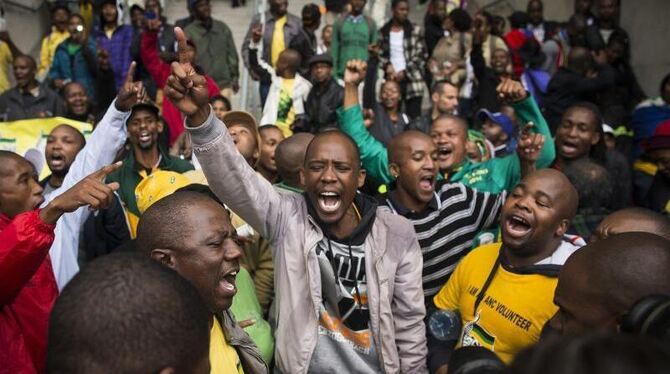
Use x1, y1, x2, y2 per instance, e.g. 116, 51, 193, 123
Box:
369, 102, 411, 146
289, 28, 317, 77
584, 23, 629, 51
81, 193, 131, 263
409, 113, 433, 134
217, 309, 269, 374
241, 12, 302, 81
301, 78, 344, 133
471, 41, 502, 114
48, 38, 97, 101
378, 20, 427, 100
542, 65, 616, 129
424, 14, 444, 56
0, 84, 65, 121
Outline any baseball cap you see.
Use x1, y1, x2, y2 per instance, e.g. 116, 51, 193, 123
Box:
127, 102, 160, 125
308, 53, 333, 67
24, 148, 44, 174
602, 123, 615, 136
222, 110, 260, 148
642, 119, 670, 152
135, 170, 192, 214
477, 109, 515, 138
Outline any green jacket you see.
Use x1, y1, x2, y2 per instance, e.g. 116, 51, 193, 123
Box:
338, 96, 555, 193
106, 147, 194, 217
185, 19, 239, 87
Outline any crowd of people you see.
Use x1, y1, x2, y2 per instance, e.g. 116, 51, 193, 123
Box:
2, 0, 670, 373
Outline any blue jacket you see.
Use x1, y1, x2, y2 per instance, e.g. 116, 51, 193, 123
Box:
48, 38, 97, 101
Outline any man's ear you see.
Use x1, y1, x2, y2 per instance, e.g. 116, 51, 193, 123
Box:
389, 162, 400, 180
357, 168, 366, 188
554, 219, 570, 237
431, 91, 439, 105
157, 120, 164, 134
150, 249, 175, 268
591, 131, 601, 146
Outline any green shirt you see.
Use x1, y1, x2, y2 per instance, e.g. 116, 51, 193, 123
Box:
184, 19, 239, 87
338, 96, 555, 194
331, 15, 378, 78
106, 147, 194, 217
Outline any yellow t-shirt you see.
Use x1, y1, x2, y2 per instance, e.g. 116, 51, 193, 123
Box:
0, 42, 13, 94
37, 28, 70, 79
275, 78, 296, 137
433, 243, 558, 364
210, 317, 245, 374
271, 16, 287, 67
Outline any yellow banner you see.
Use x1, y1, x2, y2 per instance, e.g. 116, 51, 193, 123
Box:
0, 117, 92, 179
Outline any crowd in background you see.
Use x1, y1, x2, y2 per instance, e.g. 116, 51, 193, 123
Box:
1, 0, 670, 373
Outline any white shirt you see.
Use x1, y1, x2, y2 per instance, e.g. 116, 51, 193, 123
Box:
389, 30, 406, 73
42, 101, 129, 290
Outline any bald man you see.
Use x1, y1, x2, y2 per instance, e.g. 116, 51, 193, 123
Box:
431, 169, 584, 370
274, 132, 314, 192
381, 130, 505, 301
547, 232, 670, 336
591, 208, 670, 242
42, 125, 86, 195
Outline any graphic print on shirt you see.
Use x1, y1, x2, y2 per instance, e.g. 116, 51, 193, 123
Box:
277, 87, 293, 125
461, 311, 496, 351
315, 240, 372, 353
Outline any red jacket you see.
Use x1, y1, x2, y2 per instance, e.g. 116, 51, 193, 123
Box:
140, 30, 221, 146
0, 211, 58, 374
504, 28, 529, 79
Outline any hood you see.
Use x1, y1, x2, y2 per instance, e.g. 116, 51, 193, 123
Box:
306, 192, 377, 246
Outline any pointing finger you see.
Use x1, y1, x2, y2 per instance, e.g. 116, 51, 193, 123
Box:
124, 61, 137, 85
90, 161, 123, 181
174, 27, 189, 64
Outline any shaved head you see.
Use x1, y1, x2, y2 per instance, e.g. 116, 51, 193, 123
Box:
550, 232, 670, 335
388, 130, 433, 165
304, 131, 360, 169
0, 151, 27, 176
536, 168, 579, 219
275, 132, 314, 188
592, 208, 670, 242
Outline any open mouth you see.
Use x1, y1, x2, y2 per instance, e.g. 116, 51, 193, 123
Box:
139, 131, 152, 144
219, 270, 238, 295
437, 145, 453, 160
559, 140, 579, 155
48, 153, 65, 168
504, 214, 533, 238
418, 174, 435, 191
318, 191, 341, 213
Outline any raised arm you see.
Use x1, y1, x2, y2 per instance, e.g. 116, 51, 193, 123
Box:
166, 27, 286, 241
338, 60, 394, 185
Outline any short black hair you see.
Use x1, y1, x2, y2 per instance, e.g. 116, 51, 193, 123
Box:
391, 0, 409, 8
564, 158, 614, 210
51, 3, 71, 16
431, 79, 457, 96
302, 3, 321, 22
210, 94, 232, 111
304, 130, 361, 168
478, 10, 494, 27
47, 252, 210, 373
449, 8, 472, 32
136, 190, 224, 256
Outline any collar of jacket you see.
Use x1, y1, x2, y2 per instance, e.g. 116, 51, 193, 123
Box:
380, 19, 413, 37
215, 310, 268, 374
304, 192, 378, 246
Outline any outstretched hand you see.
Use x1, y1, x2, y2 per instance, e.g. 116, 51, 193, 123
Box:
40, 162, 122, 224
165, 27, 210, 125
496, 78, 527, 104
344, 59, 367, 87
115, 62, 148, 111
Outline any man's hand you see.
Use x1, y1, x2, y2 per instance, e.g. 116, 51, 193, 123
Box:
496, 77, 527, 104
251, 23, 263, 44
165, 27, 210, 125
368, 43, 380, 57
363, 108, 375, 129
385, 64, 396, 81
517, 123, 544, 162
169, 131, 193, 160
115, 62, 147, 112
40, 162, 122, 225
344, 59, 367, 87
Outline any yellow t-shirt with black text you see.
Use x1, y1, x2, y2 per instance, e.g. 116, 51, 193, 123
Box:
210, 317, 244, 374
433, 243, 558, 364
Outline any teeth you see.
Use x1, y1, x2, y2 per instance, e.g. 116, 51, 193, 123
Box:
321, 192, 338, 197
229, 271, 237, 276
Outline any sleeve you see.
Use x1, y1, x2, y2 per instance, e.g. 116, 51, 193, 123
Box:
331, 20, 341, 77
471, 42, 486, 82
37, 36, 51, 78
393, 234, 428, 373
140, 31, 170, 88
226, 26, 240, 82
248, 41, 273, 82
336, 104, 393, 184
241, 15, 260, 79
47, 49, 64, 81
572, 64, 616, 95
186, 107, 289, 243
474, 187, 506, 229
406, 26, 427, 76
252, 236, 275, 314
0, 211, 55, 305
511, 96, 555, 169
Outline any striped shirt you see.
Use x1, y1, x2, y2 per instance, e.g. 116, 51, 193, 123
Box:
380, 181, 505, 300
